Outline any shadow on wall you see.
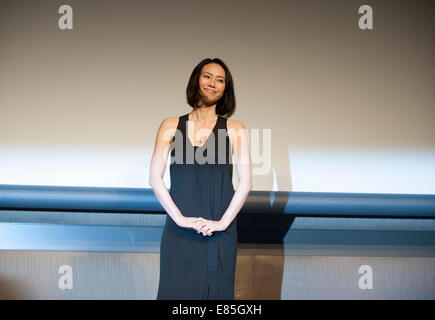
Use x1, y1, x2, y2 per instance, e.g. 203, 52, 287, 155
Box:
236, 192, 294, 300
234, 141, 294, 299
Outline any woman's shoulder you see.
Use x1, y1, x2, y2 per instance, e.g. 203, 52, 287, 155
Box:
160, 115, 181, 129
158, 116, 182, 144
227, 118, 246, 130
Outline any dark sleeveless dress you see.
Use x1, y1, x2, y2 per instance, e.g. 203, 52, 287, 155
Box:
156, 113, 237, 300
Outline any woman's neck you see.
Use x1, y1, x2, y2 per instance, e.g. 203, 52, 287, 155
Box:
190, 105, 217, 122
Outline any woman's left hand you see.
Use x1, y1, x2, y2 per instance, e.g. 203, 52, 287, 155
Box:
194, 218, 227, 236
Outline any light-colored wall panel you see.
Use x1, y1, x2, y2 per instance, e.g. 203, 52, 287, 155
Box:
1, 250, 434, 299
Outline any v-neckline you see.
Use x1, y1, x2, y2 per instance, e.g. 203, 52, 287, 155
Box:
186, 113, 219, 148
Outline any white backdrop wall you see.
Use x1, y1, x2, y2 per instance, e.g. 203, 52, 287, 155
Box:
0, 0, 434, 193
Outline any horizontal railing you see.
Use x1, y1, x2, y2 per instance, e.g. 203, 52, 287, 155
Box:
1, 184, 434, 218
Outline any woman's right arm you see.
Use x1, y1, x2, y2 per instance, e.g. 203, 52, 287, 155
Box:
149, 118, 184, 226
148, 118, 198, 230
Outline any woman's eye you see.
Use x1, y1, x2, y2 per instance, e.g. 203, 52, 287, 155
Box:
203, 75, 223, 83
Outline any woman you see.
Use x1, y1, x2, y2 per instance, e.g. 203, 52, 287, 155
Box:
149, 58, 252, 300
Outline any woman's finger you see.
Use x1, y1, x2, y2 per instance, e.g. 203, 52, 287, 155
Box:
198, 223, 205, 235
196, 222, 205, 233
199, 224, 206, 233
204, 226, 211, 235
195, 222, 203, 230
202, 226, 209, 236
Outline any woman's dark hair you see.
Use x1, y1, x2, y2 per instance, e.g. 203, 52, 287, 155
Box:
186, 58, 236, 118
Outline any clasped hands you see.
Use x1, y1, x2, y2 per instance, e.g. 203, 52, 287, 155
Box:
179, 216, 227, 236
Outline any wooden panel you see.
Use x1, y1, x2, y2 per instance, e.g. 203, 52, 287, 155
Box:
254, 255, 284, 299
234, 248, 284, 300
234, 254, 254, 299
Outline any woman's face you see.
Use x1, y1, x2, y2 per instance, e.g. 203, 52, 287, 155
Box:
198, 63, 226, 103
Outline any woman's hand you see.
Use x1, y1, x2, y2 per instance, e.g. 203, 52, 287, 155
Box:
177, 216, 203, 232
193, 217, 227, 236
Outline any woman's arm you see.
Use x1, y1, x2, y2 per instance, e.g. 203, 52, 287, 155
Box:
219, 120, 253, 228
196, 120, 252, 236
149, 117, 199, 229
